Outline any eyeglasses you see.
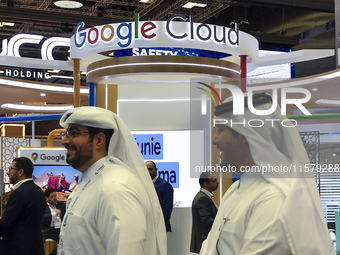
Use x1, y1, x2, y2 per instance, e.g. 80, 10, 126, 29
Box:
8, 167, 20, 172
60, 130, 90, 141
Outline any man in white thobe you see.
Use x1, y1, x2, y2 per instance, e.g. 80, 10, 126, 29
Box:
200, 93, 335, 255
57, 107, 166, 255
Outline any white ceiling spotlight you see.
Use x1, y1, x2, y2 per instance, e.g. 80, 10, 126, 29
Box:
0, 22, 15, 27
40, 93, 46, 97
315, 99, 340, 106
47, 70, 61, 73
182, 2, 207, 8
312, 88, 318, 91
54, 0, 83, 8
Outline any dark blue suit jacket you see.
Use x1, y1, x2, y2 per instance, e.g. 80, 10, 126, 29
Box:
0, 180, 46, 255
154, 177, 174, 232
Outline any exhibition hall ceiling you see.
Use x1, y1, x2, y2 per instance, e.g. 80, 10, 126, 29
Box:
0, 0, 335, 51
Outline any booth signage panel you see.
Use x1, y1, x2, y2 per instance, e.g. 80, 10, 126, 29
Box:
1, 67, 51, 80
70, 19, 258, 59
115, 47, 231, 58
133, 134, 163, 159
156, 162, 179, 188
0, 35, 70, 60
18, 147, 67, 165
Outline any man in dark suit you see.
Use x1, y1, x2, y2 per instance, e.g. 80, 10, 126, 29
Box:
190, 171, 219, 254
0, 157, 46, 255
146, 161, 174, 232
42, 188, 66, 254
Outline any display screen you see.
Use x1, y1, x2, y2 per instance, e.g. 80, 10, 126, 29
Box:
33, 165, 81, 201
132, 130, 204, 207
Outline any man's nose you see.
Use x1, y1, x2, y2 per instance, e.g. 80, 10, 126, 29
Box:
61, 136, 70, 145
212, 130, 218, 145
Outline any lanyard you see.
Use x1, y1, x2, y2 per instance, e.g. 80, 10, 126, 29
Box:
62, 164, 106, 227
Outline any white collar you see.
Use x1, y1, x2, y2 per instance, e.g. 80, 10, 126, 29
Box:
81, 156, 110, 183
12, 178, 33, 191
152, 175, 159, 184
47, 202, 56, 208
200, 188, 214, 198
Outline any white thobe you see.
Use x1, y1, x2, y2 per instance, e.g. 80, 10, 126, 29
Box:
200, 172, 292, 255
58, 156, 159, 255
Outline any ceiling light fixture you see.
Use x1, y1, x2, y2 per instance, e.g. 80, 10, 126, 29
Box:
1, 103, 74, 111
40, 93, 46, 97
118, 98, 191, 102
0, 22, 15, 27
195, 3, 207, 7
51, 75, 74, 80
87, 62, 240, 75
182, 2, 207, 8
182, 2, 197, 8
315, 99, 340, 106
0, 77, 88, 93
139, 0, 149, 3
248, 70, 340, 90
54, 0, 83, 9
312, 88, 318, 91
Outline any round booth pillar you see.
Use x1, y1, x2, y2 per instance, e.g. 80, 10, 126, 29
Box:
73, 58, 81, 107
95, 84, 118, 114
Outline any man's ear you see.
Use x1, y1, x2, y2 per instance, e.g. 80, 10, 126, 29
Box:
203, 181, 209, 189
94, 132, 106, 150
18, 169, 25, 178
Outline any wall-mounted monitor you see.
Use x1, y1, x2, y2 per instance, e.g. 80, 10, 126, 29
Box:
33, 164, 81, 201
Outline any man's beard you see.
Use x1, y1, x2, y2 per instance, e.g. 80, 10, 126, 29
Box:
67, 142, 93, 170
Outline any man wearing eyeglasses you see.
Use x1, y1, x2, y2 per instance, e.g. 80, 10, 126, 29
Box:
0, 157, 46, 255
57, 107, 166, 255
146, 161, 174, 232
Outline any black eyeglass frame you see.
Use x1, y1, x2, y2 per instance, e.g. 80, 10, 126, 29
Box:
60, 130, 90, 141
8, 167, 21, 172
